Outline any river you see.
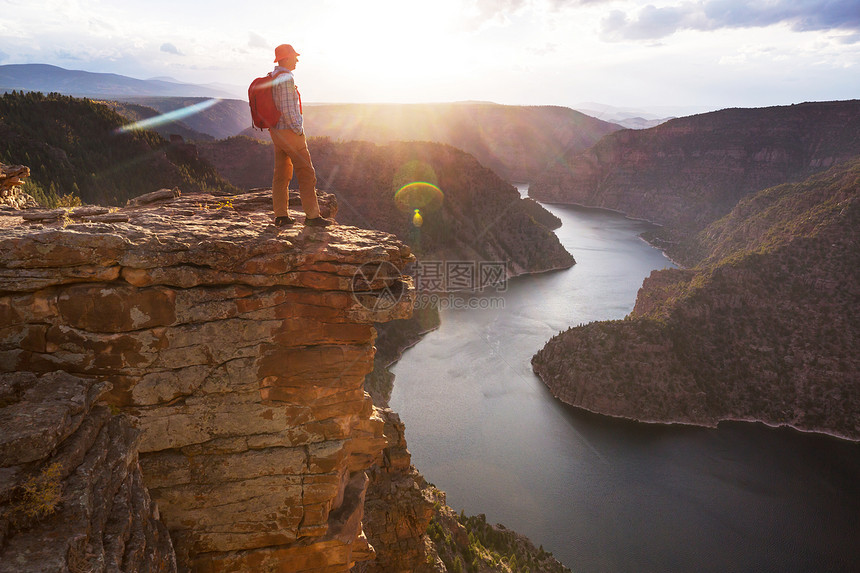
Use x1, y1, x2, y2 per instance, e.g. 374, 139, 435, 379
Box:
389, 186, 860, 573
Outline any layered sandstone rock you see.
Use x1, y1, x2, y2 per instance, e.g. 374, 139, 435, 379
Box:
0, 163, 38, 211
0, 371, 176, 573
0, 189, 415, 571
358, 408, 436, 573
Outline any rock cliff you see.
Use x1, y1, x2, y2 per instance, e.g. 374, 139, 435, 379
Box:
0, 371, 176, 573
529, 100, 860, 261
532, 159, 860, 440
0, 163, 38, 211
0, 188, 416, 571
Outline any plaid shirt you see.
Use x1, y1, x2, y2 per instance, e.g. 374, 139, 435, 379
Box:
271, 66, 303, 133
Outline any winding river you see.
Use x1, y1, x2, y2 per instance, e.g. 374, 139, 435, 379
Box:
389, 186, 860, 573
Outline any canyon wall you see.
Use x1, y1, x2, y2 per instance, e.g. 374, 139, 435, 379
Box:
529, 100, 860, 260
0, 163, 37, 211
532, 159, 860, 440
0, 189, 415, 571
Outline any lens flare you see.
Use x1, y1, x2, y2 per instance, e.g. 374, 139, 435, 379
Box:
115, 99, 220, 133
394, 181, 443, 214
412, 208, 424, 227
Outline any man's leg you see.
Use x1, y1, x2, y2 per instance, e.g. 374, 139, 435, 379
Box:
270, 131, 295, 217
270, 129, 321, 219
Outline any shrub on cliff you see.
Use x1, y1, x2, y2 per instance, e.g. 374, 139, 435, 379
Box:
5, 462, 63, 527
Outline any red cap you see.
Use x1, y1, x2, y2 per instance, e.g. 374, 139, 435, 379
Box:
274, 44, 300, 62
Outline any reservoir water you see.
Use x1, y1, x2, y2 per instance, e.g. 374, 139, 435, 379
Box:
389, 186, 860, 573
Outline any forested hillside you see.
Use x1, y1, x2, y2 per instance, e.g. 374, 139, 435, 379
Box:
530, 100, 860, 263
532, 159, 860, 439
0, 91, 237, 206
100, 100, 213, 142
112, 97, 251, 140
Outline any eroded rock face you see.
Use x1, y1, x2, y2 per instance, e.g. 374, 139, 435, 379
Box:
529, 100, 860, 258
0, 371, 177, 573
0, 163, 38, 211
0, 190, 415, 571
358, 408, 436, 573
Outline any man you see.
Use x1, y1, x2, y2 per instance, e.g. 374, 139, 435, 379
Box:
269, 43, 332, 227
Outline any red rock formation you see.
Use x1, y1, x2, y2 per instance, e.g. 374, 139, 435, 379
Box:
0, 371, 176, 573
0, 189, 415, 572
359, 408, 436, 573
0, 163, 37, 210
530, 100, 860, 261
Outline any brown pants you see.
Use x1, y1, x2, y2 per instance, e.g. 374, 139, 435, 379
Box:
269, 128, 320, 218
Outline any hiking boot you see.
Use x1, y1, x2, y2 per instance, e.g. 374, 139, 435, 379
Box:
274, 215, 294, 227
305, 216, 333, 227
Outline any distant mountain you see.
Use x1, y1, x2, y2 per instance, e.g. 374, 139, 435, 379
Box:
573, 102, 679, 129
609, 116, 672, 130
0, 63, 236, 99
100, 100, 214, 142
110, 97, 252, 140
532, 158, 860, 440
573, 101, 708, 126
530, 100, 860, 263
0, 65, 621, 169
0, 91, 237, 206
241, 102, 622, 182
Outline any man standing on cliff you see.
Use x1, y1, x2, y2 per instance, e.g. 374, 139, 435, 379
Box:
269, 43, 332, 227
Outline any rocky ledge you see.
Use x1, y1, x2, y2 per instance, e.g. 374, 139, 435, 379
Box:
0, 163, 38, 211
0, 189, 415, 572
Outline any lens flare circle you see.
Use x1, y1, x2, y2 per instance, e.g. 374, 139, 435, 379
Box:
394, 181, 443, 214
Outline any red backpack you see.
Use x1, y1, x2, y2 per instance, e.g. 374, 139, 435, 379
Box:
248, 71, 285, 130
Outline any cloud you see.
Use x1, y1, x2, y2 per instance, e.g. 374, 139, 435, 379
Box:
531, 42, 559, 55
55, 49, 84, 61
0, 50, 8, 63
837, 32, 860, 44
248, 32, 269, 50
160, 43, 183, 56
601, 0, 860, 42
461, 0, 530, 30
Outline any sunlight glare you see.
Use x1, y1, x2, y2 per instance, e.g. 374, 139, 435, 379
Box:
115, 99, 220, 133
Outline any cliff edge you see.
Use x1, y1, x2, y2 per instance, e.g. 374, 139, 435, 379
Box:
0, 188, 415, 571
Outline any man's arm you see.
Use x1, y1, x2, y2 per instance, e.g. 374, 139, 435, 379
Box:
273, 73, 303, 134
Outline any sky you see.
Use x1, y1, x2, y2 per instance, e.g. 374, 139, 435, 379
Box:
1, 0, 858, 116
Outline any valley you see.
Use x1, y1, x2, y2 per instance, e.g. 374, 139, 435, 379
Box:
1, 85, 858, 572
